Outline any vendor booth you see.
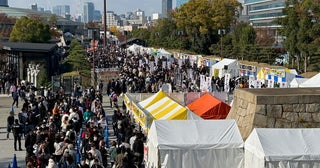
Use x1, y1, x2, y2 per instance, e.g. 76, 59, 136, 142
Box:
187, 93, 231, 119
245, 128, 320, 168
212, 58, 239, 78
146, 120, 244, 168
130, 90, 201, 131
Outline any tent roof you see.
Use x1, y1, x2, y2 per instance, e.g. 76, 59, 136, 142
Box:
138, 90, 167, 109
144, 96, 187, 120
148, 120, 243, 149
289, 78, 308, 87
157, 48, 171, 56
300, 73, 320, 88
187, 93, 230, 119
212, 58, 237, 69
245, 128, 320, 161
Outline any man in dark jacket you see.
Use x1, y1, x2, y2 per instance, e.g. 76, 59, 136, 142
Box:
132, 133, 144, 168
7, 111, 14, 140
12, 119, 23, 151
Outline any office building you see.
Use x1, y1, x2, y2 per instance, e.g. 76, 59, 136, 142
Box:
244, 0, 285, 44
0, 0, 8, 7
31, 3, 37, 11
105, 11, 119, 27
176, 0, 188, 8
94, 10, 102, 21
244, 0, 285, 28
162, 0, 172, 18
52, 5, 70, 18
83, 2, 94, 23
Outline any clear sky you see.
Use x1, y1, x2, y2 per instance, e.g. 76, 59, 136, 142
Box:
9, 0, 163, 16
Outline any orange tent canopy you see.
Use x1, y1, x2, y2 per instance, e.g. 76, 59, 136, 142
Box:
187, 93, 231, 119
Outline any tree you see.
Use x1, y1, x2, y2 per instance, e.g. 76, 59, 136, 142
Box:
231, 23, 256, 60
48, 14, 58, 27
173, 0, 241, 54
9, 16, 51, 43
63, 40, 91, 72
173, 0, 216, 53
277, 0, 320, 72
109, 26, 121, 37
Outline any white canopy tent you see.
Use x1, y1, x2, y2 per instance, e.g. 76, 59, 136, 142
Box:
127, 44, 146, 55
146, 120, 244, 168
157, 48, 172, 59
289, 78, 308, 88
212, 58, 239, 78
245, 128, 320, 168
300, 73, 320, 88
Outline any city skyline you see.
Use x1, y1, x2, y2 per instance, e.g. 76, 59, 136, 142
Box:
8, 0, 166, 17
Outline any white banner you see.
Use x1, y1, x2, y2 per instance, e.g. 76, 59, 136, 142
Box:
224, 73, 231, 92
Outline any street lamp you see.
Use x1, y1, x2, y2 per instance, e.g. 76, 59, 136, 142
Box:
103, 0, 107, 51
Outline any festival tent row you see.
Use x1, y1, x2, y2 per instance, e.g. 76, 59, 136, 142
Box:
245, 128, 320, 168
145, 123, 320, 168
187, 93, 231, 119
146, 120, 244, 168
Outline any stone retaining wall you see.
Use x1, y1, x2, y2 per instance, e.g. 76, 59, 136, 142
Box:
227, 88, 320, 139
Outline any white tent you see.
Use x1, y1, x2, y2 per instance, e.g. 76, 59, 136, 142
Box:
300, 73, 320, 88
146, 120, 244, 168
157, 48, 172, 59
212, 58, 239, 78
245, 128, 320, 168
289, 78, 308, 88
127, 44, 146, 55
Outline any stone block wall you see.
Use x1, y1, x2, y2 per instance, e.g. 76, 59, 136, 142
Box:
227, 88, 320, 140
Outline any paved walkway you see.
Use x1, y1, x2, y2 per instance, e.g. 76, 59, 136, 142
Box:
0, 95, 26, 168
0, 94, 118, 168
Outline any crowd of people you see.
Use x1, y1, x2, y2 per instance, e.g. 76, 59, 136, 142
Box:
2, 42, 257, 168
4, 79, 146, 168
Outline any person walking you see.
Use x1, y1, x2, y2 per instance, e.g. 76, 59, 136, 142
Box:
12, 90, 19, 108
7, 111, 15, 140
12, 119, 23, 151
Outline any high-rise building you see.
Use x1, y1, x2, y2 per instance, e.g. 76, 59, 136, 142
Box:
162, 0, 172, 18
0, 0, 8, 7
244, 0, 285, 28
176, 0, 188, 8
83, 2, 95, 23
94, 10, 102, 21
105, 11, 119, 27
52, 5, 70, 18
244, 0, 285, 44
31, 3, 37, 11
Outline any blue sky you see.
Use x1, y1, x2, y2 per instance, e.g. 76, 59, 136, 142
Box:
9, 0, 163, 16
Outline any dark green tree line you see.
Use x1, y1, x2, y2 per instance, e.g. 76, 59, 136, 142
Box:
277, 0, 320, 72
